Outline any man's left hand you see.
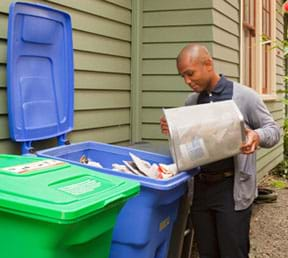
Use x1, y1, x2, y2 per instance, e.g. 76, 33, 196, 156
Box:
241, 128, 260, 154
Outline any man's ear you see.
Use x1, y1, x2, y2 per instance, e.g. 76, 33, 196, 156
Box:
205, 58, 213, 71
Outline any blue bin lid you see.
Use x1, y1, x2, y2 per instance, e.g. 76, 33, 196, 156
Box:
7, 2, 74, 143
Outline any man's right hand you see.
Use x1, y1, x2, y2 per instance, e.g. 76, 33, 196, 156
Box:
160, 115, 169, 135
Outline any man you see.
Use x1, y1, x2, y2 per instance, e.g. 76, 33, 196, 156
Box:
160, 44, 280, 258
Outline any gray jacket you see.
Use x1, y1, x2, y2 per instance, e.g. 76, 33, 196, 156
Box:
185, 82, 281, 210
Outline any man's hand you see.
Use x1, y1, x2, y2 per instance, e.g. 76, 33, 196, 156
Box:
241, 128, 260, 154
160, 115, 169, 135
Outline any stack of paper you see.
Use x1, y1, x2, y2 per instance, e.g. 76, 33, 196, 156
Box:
112, 153, 177, 179
79, 153, 177, 179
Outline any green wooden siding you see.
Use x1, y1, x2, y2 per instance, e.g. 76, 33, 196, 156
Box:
140, 0, 240, 141
140, 0, 284, 177
212, 0, 240, 81
0, 0, 132, 153
141, 0, 214, 144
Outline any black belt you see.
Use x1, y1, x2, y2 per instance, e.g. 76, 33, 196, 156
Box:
195, 171, 234, 183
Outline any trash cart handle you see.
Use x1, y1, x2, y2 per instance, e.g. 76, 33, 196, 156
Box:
103, 194, 127, 208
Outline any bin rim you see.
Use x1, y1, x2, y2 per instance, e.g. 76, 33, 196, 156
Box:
36, 141, 195, 191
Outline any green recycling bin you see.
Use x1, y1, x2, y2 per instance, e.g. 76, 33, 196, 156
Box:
0, 154, 139, 258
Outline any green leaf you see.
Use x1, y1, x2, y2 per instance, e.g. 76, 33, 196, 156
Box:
283, 99, 288, 105
277, 89, 288, 94
271, 180, 287, 189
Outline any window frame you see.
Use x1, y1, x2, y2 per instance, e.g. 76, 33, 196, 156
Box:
242, 0, 257, 88
240, 0, 277, 100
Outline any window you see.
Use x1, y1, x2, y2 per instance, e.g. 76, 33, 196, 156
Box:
242, 0, 256, 88
262, 0, 272, 94
241, 0, 276, 98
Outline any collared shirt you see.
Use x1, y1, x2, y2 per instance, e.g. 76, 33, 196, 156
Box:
197, 75, 234, 173
197, 74, 233, 104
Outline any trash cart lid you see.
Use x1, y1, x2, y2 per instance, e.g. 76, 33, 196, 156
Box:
7, 2, 74, 142
0, 155, 139, 223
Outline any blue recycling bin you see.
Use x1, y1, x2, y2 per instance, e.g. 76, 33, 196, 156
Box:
6, 2, 197, 258
36, 142, 196, 258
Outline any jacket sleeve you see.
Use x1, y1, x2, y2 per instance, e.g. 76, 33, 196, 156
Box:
184, 92, 199, 106
249, 94, 281, 148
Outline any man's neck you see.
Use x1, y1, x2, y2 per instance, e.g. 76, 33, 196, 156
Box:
208, 73, 221, 92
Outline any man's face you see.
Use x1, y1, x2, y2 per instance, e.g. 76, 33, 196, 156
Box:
177, 56, 211, 93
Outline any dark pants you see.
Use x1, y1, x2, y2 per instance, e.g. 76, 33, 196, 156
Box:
191, 176, 252, 258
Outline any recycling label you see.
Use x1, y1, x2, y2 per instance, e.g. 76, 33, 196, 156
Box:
1, 160, 65, 174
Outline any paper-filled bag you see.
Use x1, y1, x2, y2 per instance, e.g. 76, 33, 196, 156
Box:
163, 100, 245, 172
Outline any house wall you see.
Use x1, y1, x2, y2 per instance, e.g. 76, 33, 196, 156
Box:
0, 0, 132, 153
140, 0, 240, 142
140, 0, 214, 143
139, 0, 284, 177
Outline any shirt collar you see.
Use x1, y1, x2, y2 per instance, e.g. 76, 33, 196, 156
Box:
210, 74, 227, 94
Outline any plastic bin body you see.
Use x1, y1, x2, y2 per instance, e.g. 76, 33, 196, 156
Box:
37, 142, 197, 258
0, 154, 139, 258
0, 204, 117, 258
109, 186, 181, 258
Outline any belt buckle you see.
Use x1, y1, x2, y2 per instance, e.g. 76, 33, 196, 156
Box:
197, 173, 206, 181
196, 173, 211, 183
223, 171, 233, 177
